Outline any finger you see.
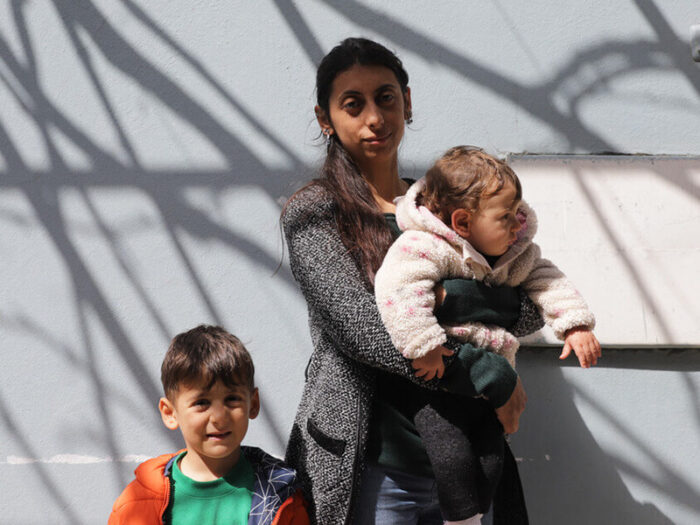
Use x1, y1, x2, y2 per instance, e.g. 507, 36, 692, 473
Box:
424, 369, 436, 381
414, 368, 427, 378
436, 365, 445, 379
588, 346, 598, 366
579, 351, 590, 368
587, 342, 598, 364
441, 348, 454, 356
560, 343, 571, 360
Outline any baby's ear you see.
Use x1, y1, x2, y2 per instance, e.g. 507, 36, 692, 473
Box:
159, 397, 179, 431
248, 388, 260, 420
451, 209, 471, 238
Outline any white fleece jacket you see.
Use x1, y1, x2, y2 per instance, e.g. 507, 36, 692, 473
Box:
375, 178, 595, 368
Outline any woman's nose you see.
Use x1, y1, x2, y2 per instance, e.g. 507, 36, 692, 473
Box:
365, 103, 384, 128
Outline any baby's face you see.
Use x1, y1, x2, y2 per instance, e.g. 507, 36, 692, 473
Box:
466, 182, 522, 257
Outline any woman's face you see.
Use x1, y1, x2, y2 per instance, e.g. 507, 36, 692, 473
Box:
317, 64, 411, 172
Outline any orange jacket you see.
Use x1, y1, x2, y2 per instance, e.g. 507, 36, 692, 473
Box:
109, 447, 309, 525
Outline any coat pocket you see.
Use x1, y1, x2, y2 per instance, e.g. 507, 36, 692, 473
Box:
306, 417, 346, 457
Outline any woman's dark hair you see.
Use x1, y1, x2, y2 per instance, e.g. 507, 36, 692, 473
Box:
288, 37, 410, 286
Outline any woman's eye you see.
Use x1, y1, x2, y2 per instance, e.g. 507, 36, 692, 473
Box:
343, 99, 360, 110
379, 93, 395, 104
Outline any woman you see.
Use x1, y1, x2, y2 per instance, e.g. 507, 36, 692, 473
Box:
282, 37, 541, 525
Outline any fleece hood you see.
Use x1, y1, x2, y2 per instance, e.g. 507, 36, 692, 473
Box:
395, 177, 538, 281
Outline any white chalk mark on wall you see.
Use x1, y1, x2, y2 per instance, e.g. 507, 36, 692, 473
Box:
2, 454, 152, 465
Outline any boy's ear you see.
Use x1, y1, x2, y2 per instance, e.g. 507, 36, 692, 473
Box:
159, 397, 179, 431
451, 208, 471, 238
314, 105, 333, 137
248, 388, 260, 420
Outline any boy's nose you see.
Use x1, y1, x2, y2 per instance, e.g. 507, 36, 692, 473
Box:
210, 405, 229, 424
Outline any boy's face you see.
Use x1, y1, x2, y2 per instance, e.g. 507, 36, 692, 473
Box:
159, 380, 259, 480
459, 181, 522, 257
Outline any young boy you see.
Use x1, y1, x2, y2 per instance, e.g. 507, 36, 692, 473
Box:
109, 325, 309, 525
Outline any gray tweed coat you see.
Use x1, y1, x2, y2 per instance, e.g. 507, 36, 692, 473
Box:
282, 185, 542, 525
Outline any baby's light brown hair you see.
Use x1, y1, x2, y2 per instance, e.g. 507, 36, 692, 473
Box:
417, 146, 522, 224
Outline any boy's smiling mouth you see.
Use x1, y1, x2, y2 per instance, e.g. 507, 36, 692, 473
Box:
207, 431, 232, 440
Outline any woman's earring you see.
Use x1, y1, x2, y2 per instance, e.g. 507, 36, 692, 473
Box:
322, 128, 333, 146
405, 110, 413, 125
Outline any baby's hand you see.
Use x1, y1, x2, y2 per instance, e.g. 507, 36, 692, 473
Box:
412, 345, 454, 381
561, 327, 601, 368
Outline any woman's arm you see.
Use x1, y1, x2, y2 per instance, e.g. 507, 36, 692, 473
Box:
283, 189, 419, 379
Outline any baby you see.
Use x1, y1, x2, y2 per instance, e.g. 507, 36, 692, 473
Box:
375, 145, 601, 524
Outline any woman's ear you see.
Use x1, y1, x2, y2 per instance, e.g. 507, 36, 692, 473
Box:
403, 87, 412, 120
159, 397, 179, 431
315, 105, 333, 137
451, 208, 471, 238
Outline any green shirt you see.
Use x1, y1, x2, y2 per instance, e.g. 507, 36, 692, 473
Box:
168, 452, 255, 525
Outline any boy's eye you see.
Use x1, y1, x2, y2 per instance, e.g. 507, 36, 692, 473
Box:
193, 399, 210, 407
226, 395, 243, 404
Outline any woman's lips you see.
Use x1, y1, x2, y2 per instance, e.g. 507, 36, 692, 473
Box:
363, 133, 391, 145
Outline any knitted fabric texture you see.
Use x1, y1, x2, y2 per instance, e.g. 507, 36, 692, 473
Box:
375, 179, 595, 368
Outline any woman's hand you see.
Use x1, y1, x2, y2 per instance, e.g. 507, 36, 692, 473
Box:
494, 377, 527, 434
412, 345, 454, 381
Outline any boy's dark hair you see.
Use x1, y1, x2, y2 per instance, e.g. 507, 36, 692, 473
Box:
161, 325, 255, 399
418, 146, 522, 225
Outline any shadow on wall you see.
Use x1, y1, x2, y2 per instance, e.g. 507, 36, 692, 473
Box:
318, 0, 700, 155
515, 348, 700, 524
0, 0, 699, 523
1, 1, 301, 517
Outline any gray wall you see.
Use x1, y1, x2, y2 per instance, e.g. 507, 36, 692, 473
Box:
1, 1, 698, 524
